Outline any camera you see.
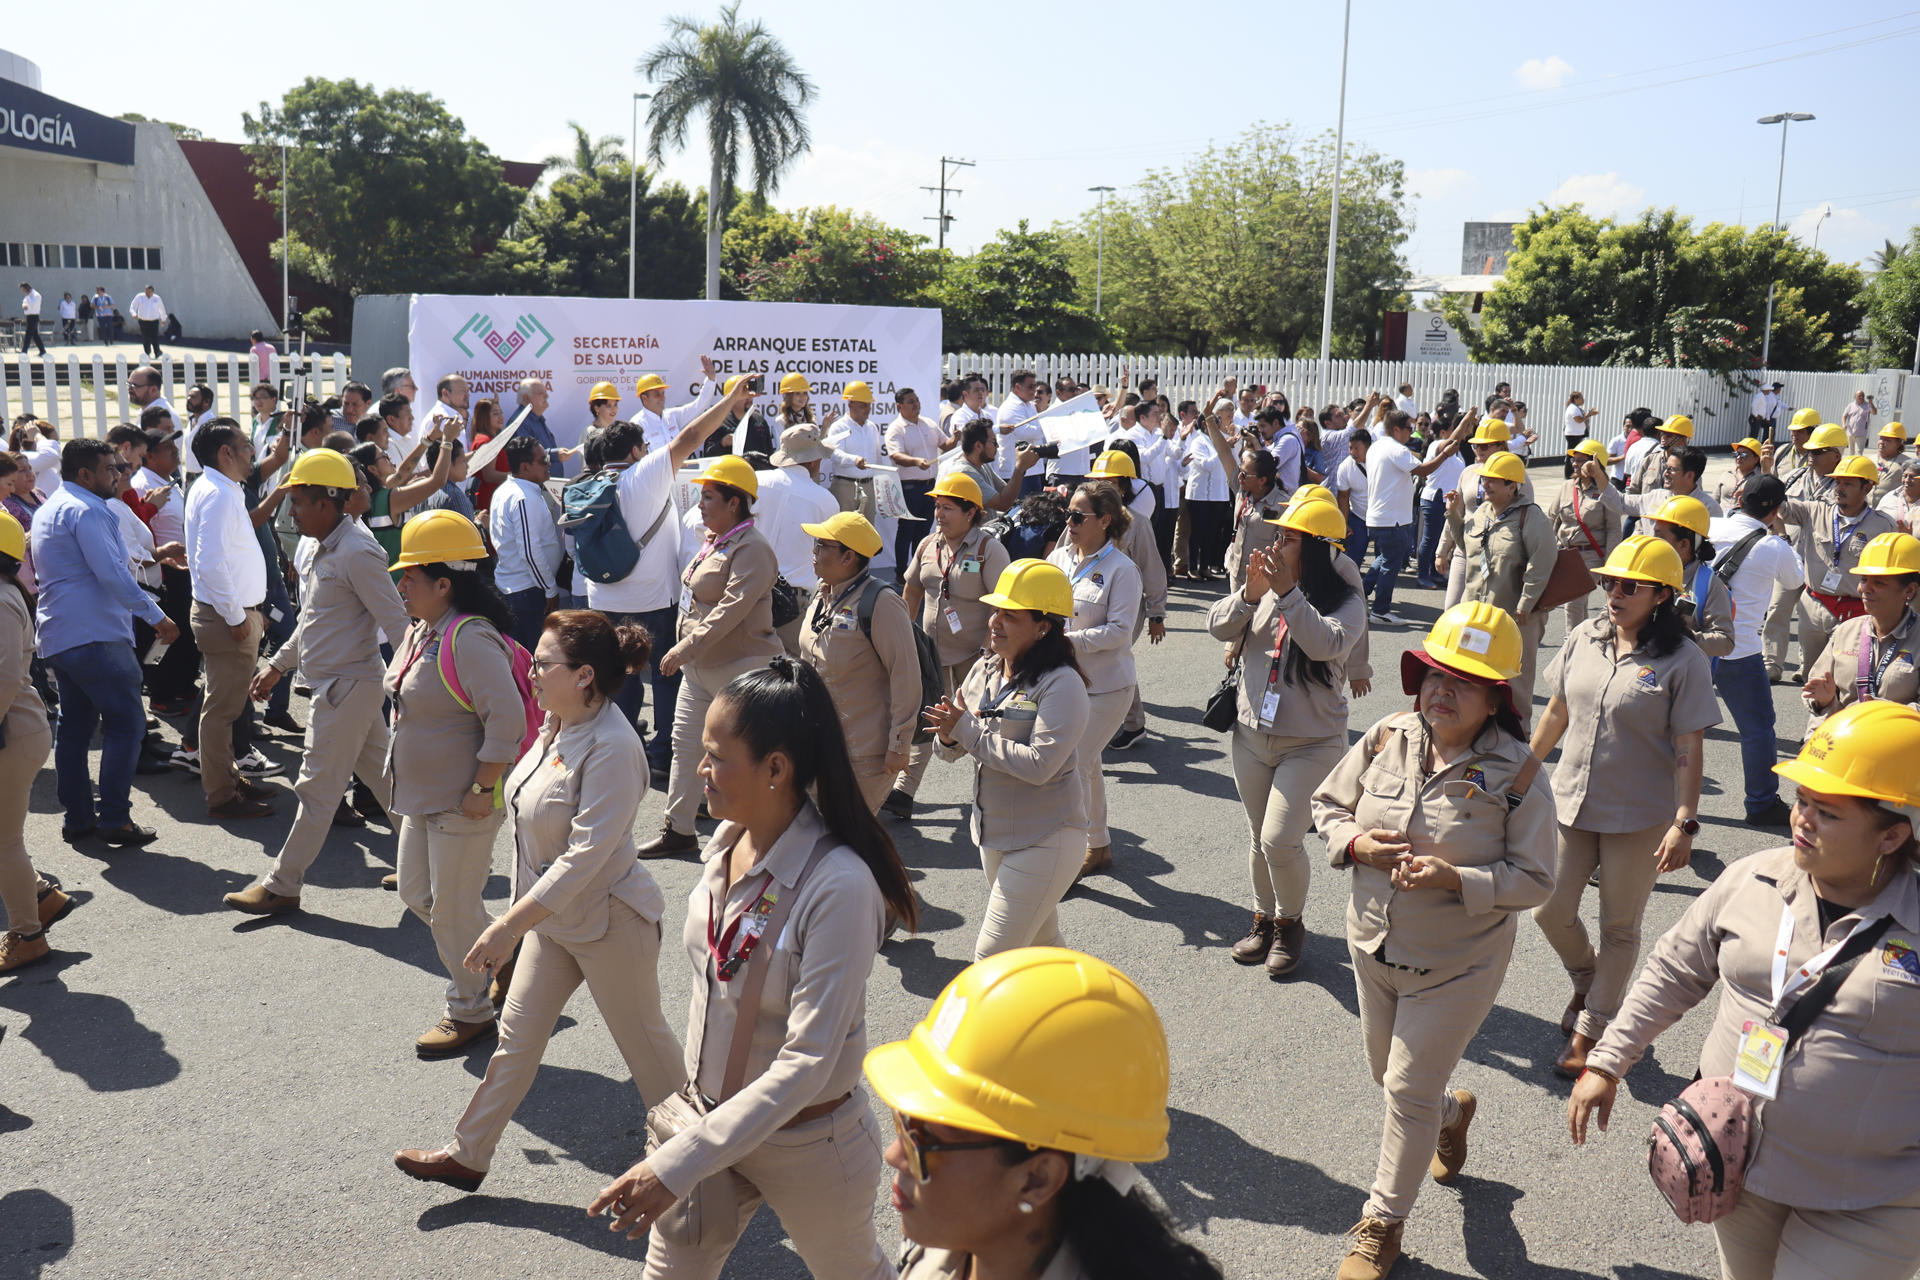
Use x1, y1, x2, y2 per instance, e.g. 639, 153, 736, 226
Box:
1025, 442, 1062, 460
746, 374, 764, 394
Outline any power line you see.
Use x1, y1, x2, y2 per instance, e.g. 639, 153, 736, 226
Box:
922, 157, 974, 251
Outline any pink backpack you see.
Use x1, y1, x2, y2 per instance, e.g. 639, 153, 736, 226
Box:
1647, 1077, 1753, 1224
436, 613, 542, 760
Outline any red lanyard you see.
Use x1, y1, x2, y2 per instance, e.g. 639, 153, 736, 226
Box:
1264, 614, 1292, 691
683, 519, 755, 586
935, 535, 969, 601
706, 872, 779, 982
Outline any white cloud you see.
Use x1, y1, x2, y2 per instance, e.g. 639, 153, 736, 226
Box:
1409, 167, 1473, 199
1547, 172, 1647, 219
1515, 56, 1575, 90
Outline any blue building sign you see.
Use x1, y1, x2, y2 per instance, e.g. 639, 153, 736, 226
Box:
0, 78, 135, 167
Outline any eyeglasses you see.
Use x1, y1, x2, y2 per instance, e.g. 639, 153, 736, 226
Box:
890, 1110, 1011, 1184
529, 658, 578, 675
1600, 578, 1646, 597
1066, 510, 1091, 525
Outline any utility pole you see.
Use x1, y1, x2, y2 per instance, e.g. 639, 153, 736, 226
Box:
280, 138, 290, 354
629, 91, 653, 300
1756, 111, 1814, 368
1088, 186, 1114, 316
1315, 0, 1353, 410
923, 157, 974, 251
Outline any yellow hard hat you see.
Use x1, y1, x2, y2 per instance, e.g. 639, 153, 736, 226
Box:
588, 380, 620, 403
929, 472, 984, 507
1651, 494, 1710, 540
723, 373, 753, 395
1267, 496, 1347, 541
633, 374, 668, 397
389, 509, 487, 572
1480, 450, 1527, 485
1410, 601, 1523, 685
1469, 418, 1512, 445
1569, 439, 1609, 464
1088, 450, 1138, 480
1291, 483, 1334, 505
1595, 533, 1684, 591
842, 380, 873, 404
980, 558, 1074, 619
779, 372, 810, 396
1790, 407, 1821, 431
1805, 423, 1848, 451
0, 510, 22, 562
1775, 700, 1920, 813
1660, 414, 1694, 439
863, 947, 1170, 1165
696, 454, 759, 499
283, 447, 357, 491
801, 511, 883, 558
1849, 531, 1920, 578
1882, 421, 1908, 441
1731, 437, 1765, 458
1831, 455, 1879, 484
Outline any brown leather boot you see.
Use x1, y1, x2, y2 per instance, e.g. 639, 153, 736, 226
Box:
1266, 916, 1306, 979
0, 929, 50, 974
1554, 1032, 1597, 1079
1337, 1216, 1404, 1280
394, 1148, 486, 1193
637, 827, 700, 860
1230, 914, 1274, 964
415, 1016, 498, 1060
1430, 1089, 1476, 1183
223, 884, 301, 916
36, 877, 72, 929
1560, 992, 1587, 1036
1076, 844, 1112, 882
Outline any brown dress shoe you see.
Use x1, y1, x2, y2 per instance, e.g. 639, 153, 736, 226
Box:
236, 777, 276, 804
223, 884, 301, 916
394, 1148, 486, 1193
1230, 914, 1274, 965
1076, 844, 1113, 882
208, 794, 276, 820
0, 929, 51, 974
1430, 1089, 1477, 1183
1266, 916, 1306, 979
637, 828, 700, 860
1560, 992, 1587, 1037
36, 878, 73, 929
1553, 1032, 1597, 1080
1338, 1217, 1404, 1280
380, 873, 399, 891
415, 1015, 498, 1060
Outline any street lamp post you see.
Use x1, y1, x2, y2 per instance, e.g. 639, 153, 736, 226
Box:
280, 138, 290, 353
1812, 204, 1832, 251
1088, 186, 1114, 316
1756, 111, 1813, 368
1316, 0, 1354, 410
629, 91, 653, 300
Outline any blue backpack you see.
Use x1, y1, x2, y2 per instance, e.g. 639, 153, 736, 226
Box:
559, 468, 672, 585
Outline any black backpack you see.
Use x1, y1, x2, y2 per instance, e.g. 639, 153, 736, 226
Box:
855, 577, 946, 745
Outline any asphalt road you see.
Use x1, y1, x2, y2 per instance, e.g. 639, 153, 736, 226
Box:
3, 468, 1792, 1279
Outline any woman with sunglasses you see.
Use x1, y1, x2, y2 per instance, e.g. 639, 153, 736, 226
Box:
1208, 496, 1366, 980
1527, 535, 1719, 1080
1311, 602, 1556, 1280
866, 947, 1225, 1280
1801, 530, 1920, 727
394, 611, 685, 1193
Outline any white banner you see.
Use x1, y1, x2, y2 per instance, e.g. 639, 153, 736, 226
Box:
1032, 390, 1112, 452
406, 295, 943, 454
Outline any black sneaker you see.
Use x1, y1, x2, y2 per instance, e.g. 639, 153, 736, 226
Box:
1748, 798, 1794, 830
1108, 726, 1146, 752
98, 823, 159, 848
881, 789, 914, 821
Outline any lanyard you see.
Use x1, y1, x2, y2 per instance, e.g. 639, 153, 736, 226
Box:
706, 871, 780, 983
1263, 611, 1292, 691
1069, 543, 1114, 585
810, 571, 868, 634
1856, 613, 1915, 701
1476, 504, 1521, 582
976, 675, 1024, 720
935, 533, 972, 601
1769, 902, 1883, 1010
1832, 510, 1868, 564
683, 518, 756, 585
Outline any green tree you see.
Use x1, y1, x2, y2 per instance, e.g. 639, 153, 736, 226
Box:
541, 121, 626, 183
116, 112, 204, 140
932, 223, 1111, 352
478, 162, 705, 300
639, 2, 816, 300
1865, 226, 1920, 370
719, 195, 803, 297
735, 207, 938, 306
243, 78, 521, 296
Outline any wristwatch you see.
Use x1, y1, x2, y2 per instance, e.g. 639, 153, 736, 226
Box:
469, 781, 490, 796
1673, 817, 1700, 837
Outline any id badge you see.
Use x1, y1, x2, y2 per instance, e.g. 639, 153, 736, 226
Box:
1259, 690, 1281, 724
268, 606, 285, 623
943, 606, 963, 634
679, 584, 694, 612
1820, 567, 1842, 594
1731, 1019, 1787, 1100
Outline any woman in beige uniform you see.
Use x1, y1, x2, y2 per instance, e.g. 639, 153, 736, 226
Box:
386, 511, 530, 1059
587, 659, 915, 1280
1644, 495, 1734, 658
1527, 535, 1721, 1078
1046, 481, 1141, 880
868, 948, 1225, 1280
797, 511, 920, 811
394, 611, 685, 1192
0, 511, 61, 973
641, 454, 782, 858
888, 472, 1011, 820
1801, 531, 1920, 726
1208, 496, 1366, 979
1443, 450, 1554, 728
927, 560, 1092, 960
1546, 442, 1623, 629
1570, 700, 1920, 1280
1311, 602, 1557, 1280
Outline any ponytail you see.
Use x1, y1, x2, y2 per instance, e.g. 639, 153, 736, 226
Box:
990, 1160, 1222, 1280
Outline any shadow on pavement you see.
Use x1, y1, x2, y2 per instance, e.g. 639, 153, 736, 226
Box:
87, 845, 250, 916
1071, 837, 1247, 952
0, 951, 179, 1091
1157, 1106, 1359, 1238
883, 937, 968, 1001
1450, 1176, 1608, 1279
233, 906, 443, 977
0, 1189, 73, 1277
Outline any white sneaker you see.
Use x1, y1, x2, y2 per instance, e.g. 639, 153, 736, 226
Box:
169, 746, 200, 775
236, 749, 286, 779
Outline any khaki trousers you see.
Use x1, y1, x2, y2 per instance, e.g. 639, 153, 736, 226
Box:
776, 586, 812, 658
854, 769, 892, 813
396, 807, 504, 1024
1079, 687, 1132, 849
896, 658, 978, 798
1351, 939, 1511, 1222
829, 476, 875, 519
1798, 593, 1847, 677
1443, 553, 1467, 609
1122, 612, 1151, 733
641, 1093, 891, 1280
1714, 1184, 1920, 1280
448, 901, 685, 1170
1173, 494, 1192, 575
666, 655, 768, 835
1229, 725, 1345, 920
191, 602, 262, 804
1532, 821, 1669, 1041
1512, 610, 1547, 732
1763, 583, 1803, 676
0, 718, 51, 933
976, 826, 1083, 961
262, 676, 393, 897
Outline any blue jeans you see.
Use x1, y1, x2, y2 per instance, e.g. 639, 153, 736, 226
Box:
1713, 653, 1779, 815
502, 587, 547, 653
1342, 516, 1370, 567
1362, 523, 1415, 611
605, 607, 680, 771
1417, 492, 1447, 583
47, 640, 147, 829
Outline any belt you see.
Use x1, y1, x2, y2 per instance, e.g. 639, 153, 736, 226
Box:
1807, 589, 1867, 623
697, 1090, 851, 1129
1368, 946, 1431, 976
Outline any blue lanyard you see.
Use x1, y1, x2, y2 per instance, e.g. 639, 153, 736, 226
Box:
1833, 510, 1867, 561
1069, 544, 1114, 585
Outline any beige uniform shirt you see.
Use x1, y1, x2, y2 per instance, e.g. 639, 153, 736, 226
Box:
1778, 466, 1836, 563
649, 803, 885, 1197
1121, 490, 1168, 619
1872, 451, 1920, 504
504, 700, 666, 945
1048, 542, 1141, 696
797, 574, 921, 770
1588, 848, 1920, 1212
1448, 498, 1556, 616
1801, 609, 1920, 728
0, 587, 47, 745
935, 661, 1090, 850
1312, 712, 1557, 974
1547, 476, 1624, 559
384, 614, 525, 817
1205, 555, 1368, 743
271, 516, 408, 682
905, 526, 1009, 668
1716, 465, 1764, 513
1629, 442, 1669, 495
1224, 488, 1286, 593
1603, 483, 1724, 522
1680, 563, 1736, 658
1778, 497, 1897, 601
677, 522, 782, 669
1542, 621, 1722, 832
900, 1242, 1092, 1280
1434, 460, 1537, 561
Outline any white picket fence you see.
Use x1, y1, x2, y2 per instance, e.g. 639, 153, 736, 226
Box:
0, 353, 352, 439
943, 353, 1919, 450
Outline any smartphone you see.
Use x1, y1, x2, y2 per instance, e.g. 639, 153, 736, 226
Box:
747, 374, 764, 394
279, 378, 294, 403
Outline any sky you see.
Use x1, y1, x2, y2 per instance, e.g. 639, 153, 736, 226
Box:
10, 1, 1919, 278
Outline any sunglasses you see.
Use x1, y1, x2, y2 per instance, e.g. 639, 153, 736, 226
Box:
1066, 510, 1092, 525
890, 1110, 1009, 1184
1600, 577, 1647, 597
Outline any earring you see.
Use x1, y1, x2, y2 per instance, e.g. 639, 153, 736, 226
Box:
1018, 1201, 1033, 1215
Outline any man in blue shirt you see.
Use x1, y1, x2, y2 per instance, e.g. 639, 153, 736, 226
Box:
513, 377, 565, 476
31, 439, 179, 845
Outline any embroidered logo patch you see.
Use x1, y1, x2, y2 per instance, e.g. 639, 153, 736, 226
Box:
1090, 571, 1105, 586
1635, 665, 1658, 687
1463, 767, 1487, 788
1883, 937, 1920, 981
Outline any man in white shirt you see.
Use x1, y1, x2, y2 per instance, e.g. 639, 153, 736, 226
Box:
1395, 383, 1418, 417
884, 387, 950, 574
124, 365, 178, 438
1417, 427, 1468, 586
57, 292, 77, 344
184, 422, 273, 819
1362, 410, 1472, 623
632, 355, 721, 456
1749, 381, 1784, 440
177, 385, 217, 480
1706, 474, 1805, 828
1336, 429, 1371, 558
946, 376, 989, 436
488, 436, 564, 652
126, 286, 168, 358
131, 428, 187, 550
822, 381, 883, 516
17, 283, 46, 356
993, 370, 1043, 487
414, 374, 467, 463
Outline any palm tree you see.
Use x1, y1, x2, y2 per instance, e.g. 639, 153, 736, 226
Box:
1870, 238, 1908, 273
639, 2, 815, 299
542, 121, 626, 183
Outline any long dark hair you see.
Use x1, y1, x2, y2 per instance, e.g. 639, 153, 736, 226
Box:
415, 562, 515, 634
1631, 591, 1690, 660
719, 658, 917, 929
992, 1150, 1223, 1280
1283, 538, 1357, 690
1006, 613, 1088, 688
